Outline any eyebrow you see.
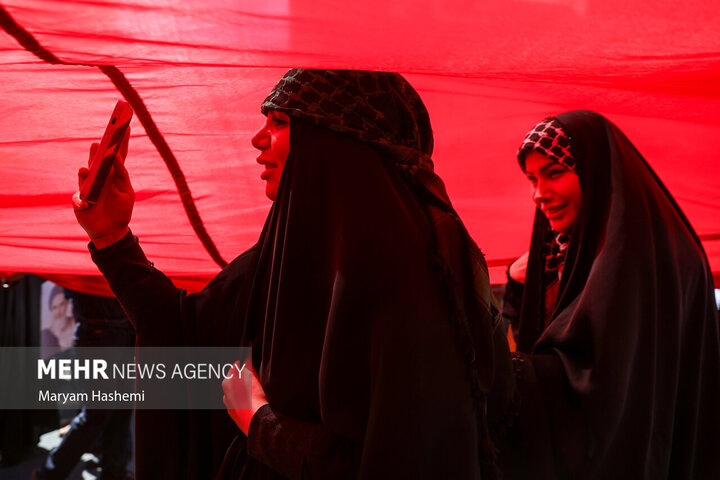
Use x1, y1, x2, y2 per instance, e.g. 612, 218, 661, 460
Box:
526, 161, 566, 176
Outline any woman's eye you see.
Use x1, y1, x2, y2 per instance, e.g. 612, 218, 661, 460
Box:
270, 113, 289, 125
549, 169, 565, 178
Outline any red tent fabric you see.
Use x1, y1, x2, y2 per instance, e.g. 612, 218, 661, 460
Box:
1, 0, 719, 294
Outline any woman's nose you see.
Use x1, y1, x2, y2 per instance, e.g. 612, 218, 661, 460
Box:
533, 180, 551, 203
251, 127, 269, 150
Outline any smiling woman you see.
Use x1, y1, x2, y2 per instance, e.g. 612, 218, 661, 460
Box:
522, 150, 581, 234
500, 111, 720, 479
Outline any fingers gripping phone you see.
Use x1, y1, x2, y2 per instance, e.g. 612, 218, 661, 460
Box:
79, 100, 133, 204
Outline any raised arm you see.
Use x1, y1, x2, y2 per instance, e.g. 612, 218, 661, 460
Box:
72, 135, 255, 347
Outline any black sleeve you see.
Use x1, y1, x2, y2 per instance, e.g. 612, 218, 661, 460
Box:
246, 405, 357, 479
501, 269, 524, 342
89, 230, 256, 347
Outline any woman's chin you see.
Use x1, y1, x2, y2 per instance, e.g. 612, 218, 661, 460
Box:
265, 184, 278, 202
550, 220, 571, 233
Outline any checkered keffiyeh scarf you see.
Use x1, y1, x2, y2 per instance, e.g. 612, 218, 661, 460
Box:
546, 231, 571, 275
518, 117, 576, 172
541, 230, 571, 326
261, 69, 434, 171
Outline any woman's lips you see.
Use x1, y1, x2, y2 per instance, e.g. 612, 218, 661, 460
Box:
257, 158, 277, 180
260, 166, 275, 180
543, 204, 567, 219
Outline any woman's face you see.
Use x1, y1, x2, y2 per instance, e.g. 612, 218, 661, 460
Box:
50, 292, 68, 322
524, 150, 582, 233
252, 110, 291, 201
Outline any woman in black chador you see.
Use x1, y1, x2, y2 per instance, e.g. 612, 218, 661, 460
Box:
75, 70, 514, 479
216, 69, 515, 479
501, 110, 720, 479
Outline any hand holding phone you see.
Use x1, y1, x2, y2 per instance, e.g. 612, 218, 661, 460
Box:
79, 100, 133, 204
73, 100, 135, 249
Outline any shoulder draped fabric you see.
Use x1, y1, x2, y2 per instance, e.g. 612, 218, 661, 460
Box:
500, 110, 720, 479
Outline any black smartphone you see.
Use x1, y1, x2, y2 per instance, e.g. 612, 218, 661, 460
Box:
79, 100, 133, 204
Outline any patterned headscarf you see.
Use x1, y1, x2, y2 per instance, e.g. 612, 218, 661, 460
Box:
261, 69, 433, 158
261, 69, 452, 202
545, 231, 571, 274
517, 117, 576, 172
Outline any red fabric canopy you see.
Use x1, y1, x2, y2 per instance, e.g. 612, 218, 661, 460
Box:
1, 0, 719, 294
